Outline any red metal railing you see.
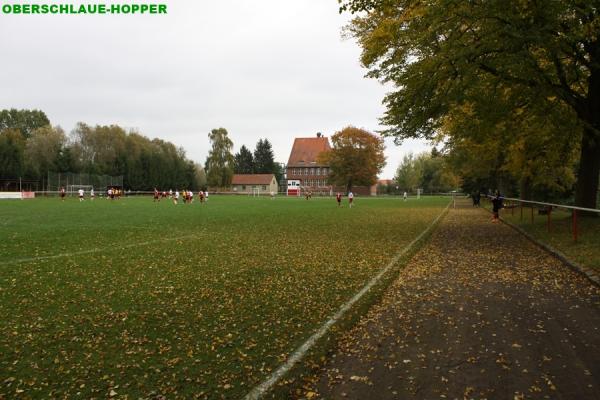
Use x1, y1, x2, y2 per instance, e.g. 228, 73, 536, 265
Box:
484, 196, 600, 242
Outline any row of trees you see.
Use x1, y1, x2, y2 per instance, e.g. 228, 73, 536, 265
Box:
0, 111, 285, 192
340, 0, 599, 208
204, 128, 283, 188
394, 149, 460, 194
0, 109, 205, 190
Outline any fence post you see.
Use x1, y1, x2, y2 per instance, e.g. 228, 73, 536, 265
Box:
520, 203, 523, 221
531, 206, 534, 223
573, 210, 578, 242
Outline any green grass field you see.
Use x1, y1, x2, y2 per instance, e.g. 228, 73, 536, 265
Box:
0, 195, 448, 399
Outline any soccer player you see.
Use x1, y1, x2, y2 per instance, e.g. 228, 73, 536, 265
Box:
348, 191, 354, 208
205, 191, 209, 202
78, 188, 85, 202
403, 191, 407, 201
173, 190, 179, 205
154, 188, 160, 202
336, 192, 342, 207
60, 186, 66, 201
90, 188, 95, 200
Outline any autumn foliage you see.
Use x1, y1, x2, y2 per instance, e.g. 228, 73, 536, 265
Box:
318, 126, 386, 192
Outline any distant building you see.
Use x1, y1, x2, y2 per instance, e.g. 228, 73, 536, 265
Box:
231, 174, 278, 194
377, 179, 397, 195
286, 134, 332, 196
286, 133, 376, 196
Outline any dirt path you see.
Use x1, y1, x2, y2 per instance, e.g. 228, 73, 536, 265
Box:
308, 202, 600, 399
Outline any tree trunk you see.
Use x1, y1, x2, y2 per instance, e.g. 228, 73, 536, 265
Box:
574, 129, 600, 213
520, 176, 532, 200
346, 178, 353, 194
574, 60, 600, 214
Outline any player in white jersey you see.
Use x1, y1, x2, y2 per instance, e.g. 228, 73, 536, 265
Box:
348, 191, 354, 208
78, 188, 84, 201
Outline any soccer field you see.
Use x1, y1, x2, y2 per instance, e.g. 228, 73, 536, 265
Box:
0, 195, 448, 399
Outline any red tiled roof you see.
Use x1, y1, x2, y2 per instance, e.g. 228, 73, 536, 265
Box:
287, 137, 331, 167
231, 174, 275, 185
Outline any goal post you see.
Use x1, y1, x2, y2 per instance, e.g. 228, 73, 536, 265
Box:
67, 184, 93, 196
250, 187, 260, 197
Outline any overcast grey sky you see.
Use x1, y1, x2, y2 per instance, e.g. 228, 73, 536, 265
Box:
0, 0, 430, 179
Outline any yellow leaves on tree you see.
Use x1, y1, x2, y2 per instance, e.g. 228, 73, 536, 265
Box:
317, 126, 386, 192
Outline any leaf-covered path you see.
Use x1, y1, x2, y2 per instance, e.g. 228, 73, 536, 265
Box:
309, 202, 600, 399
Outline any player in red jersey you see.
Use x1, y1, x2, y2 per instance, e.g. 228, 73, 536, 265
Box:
60, 186, 66, 201
154, 188, 160, 202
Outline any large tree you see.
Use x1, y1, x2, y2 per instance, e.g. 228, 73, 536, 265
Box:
23, 126, 67, 179
205, 128, 234, 188
340, 0, 600, 209
318, 126, 386, 192
234, 145, 254, 174
0, 129, 25, 178
395, 153, 421, 192
0, 109, 50, 139
253, 139, 275, 174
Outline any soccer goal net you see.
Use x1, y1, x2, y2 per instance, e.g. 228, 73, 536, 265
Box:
47, 172, 123, 193
250, 187, 261, 197
68, 185, 93, 195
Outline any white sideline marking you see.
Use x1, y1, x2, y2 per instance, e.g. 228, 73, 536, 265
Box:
1, 234, 203, 266
244, 203, 451, 400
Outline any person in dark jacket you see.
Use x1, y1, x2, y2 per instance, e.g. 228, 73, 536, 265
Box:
491, 191, 503, 222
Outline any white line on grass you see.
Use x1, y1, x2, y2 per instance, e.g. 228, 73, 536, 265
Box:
244, 202, 451, 400
1, 234, 204, 266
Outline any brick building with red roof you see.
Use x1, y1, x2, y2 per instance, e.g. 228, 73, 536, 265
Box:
286, 133, 376, 196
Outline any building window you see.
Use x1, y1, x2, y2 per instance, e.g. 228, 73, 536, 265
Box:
304, 168, 309, 175
262, 185, 267, 190
242, 185, 246, 190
